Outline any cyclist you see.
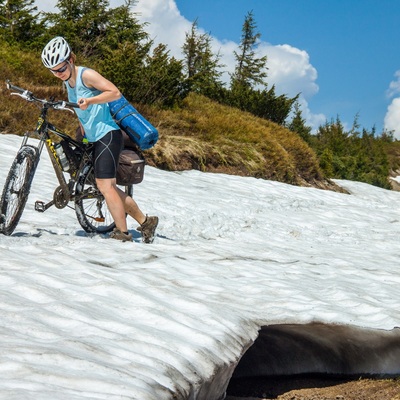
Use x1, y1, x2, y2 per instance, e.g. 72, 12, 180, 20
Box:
41, 36, 158, 243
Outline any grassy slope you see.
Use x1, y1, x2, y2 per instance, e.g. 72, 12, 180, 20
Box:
143, 93, 329, 188
0, 41, 340, 190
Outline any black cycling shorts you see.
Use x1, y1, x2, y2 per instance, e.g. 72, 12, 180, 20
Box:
93, 130, 123, 179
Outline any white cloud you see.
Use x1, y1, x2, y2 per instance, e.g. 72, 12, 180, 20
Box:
386, 70, 400, 99
384, 98, 400, 139
136, 0, 191, 59
36, 0, 127, 13
259, 43, 319, 99
34, 0, 55, 12
134, 1, 324, 129
383, 71, 400, 139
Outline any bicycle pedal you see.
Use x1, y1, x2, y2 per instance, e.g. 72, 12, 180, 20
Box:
35, 200, 55, 213
35, 201, 47, 212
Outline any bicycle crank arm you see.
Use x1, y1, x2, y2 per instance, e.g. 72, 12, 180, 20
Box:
35, 200, 54, 213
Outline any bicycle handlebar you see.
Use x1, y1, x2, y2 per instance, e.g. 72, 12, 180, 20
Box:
5, 80, 79, 111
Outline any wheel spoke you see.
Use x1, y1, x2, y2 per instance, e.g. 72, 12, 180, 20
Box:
74, 163, 132, 234
0, 146, 38, 235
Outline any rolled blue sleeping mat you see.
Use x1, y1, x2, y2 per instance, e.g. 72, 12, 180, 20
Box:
109, 95, 158, 150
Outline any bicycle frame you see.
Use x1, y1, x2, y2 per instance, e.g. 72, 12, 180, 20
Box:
1, 80, 132, 236
12, 87, 91, 211
35, 115, 93, 211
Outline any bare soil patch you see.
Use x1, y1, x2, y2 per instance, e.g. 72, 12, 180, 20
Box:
226, 375, 400, 400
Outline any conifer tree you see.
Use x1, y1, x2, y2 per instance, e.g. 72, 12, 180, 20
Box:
105, 0, 148, 49
44, 0, 146, 58
225, 10, 298, 125
141, 43, 184, 106
312, 117, 391, 188
99, 42, 183, 107
182, 20, 225, 97
287, 101, 312, 143
230, 10, 267, 90
44, 0, 111, 56
0, 0, 42, 45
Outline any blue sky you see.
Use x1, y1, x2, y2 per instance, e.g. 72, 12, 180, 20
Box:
37, 0, 400, 137
173, 0, 400, 135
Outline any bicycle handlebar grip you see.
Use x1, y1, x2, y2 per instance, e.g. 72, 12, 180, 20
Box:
6, 80, 24, 93
66, 101, 79, 108
6, 80, 33, 96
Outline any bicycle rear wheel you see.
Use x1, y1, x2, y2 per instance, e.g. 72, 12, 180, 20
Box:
0, 145, 39, 235
74, 163, 133, 234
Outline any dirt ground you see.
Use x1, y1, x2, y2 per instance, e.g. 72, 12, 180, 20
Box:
226, 375, 400, 400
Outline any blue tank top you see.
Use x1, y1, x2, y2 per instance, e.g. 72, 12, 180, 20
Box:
66, 67, 119, 142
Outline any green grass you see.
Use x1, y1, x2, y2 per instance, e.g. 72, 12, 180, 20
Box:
143, 93, 324, 186
0, 39, 329, 188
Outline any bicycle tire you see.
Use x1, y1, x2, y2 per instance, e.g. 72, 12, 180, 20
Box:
0, 145, 39, 235
74, 162, 133, 234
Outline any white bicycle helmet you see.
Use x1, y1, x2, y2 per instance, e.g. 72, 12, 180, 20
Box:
41, 36, 71, 69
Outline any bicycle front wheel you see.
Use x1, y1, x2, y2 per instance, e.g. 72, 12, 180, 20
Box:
0, 145, 39, 235
74, 163, 133, 234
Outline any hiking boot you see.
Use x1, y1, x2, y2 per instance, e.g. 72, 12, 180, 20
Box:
109, 228, 133, 242
137, 215, 158, 243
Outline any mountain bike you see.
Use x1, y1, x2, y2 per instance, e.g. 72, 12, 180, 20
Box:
0, 80, 132, 236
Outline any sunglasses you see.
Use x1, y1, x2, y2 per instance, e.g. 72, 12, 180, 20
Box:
50, 63, 69, 74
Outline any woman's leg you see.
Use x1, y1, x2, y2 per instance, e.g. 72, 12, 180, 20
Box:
93, 130, 157, 241
93, 130, 129, 232
116, 187, 146, 225
96, 178, 129, 232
